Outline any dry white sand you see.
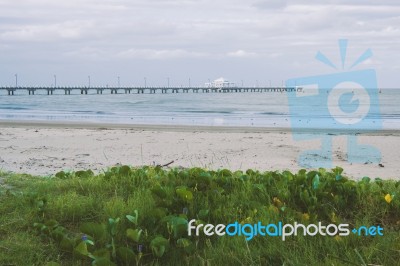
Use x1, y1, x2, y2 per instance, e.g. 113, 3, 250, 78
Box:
0, 121, 398, 180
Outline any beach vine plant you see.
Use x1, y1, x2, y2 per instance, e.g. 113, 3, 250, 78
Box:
1, 165, 399, 265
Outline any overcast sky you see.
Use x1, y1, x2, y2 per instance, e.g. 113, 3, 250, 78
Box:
0, 0, 399, 87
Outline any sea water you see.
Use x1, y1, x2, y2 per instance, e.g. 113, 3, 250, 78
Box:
0, 89, 399, 129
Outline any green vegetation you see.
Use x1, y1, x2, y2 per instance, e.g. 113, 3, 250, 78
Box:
1, 166, 399, 265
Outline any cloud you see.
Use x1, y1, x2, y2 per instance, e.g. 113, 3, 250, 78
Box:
0, 20, 94, 42
227, 50, 257, 58
116, 48, 207, 60
0, 0, 399, 86
253, 0, 287, 10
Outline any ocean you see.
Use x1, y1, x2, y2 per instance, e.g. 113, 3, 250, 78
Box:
0, 89, 399, 129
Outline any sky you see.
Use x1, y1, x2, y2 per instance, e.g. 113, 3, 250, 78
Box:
0, 0, 399, 88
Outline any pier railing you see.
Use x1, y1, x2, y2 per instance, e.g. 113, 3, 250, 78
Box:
0, 86, 301, 95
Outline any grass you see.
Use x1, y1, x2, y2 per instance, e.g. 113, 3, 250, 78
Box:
0, 166, 399, 266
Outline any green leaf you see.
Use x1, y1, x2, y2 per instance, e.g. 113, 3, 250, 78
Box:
126, 228, 142, 242
176, 186, 193, 202
219, 169, 232, 177
177, 238, 191, 248
196, 172, 212, 188
50, 229, 65, 243
318, 168, 327, 176
33, 222, 48, 233
85, 239, 95, 246
116, 247, 136, 264
312, 174, 320, 190
92, 258, 116, 266
86, 169, 94, 177
169, 217, 188, 239
126, 210, 139, 225
241, 175, 249, 181
80, 222, 106, 240
233, 170, 244, 178
92, 248, 110, 260
150, 236, 169, 258
198, 209, 209, 220
75, 170, 93, 178
162, 215, 188, 239
151, 185, 167, 198
119, 165, 131, 176
178, 170, 189, 179
300, 189, 310, 204
375, 178, 383, 188
333, 166, 343, 175
107, 218, 120, 236
246, 169, 256, 176
282, 170, 294, 181
75, 241, 89, 256
55, 171, 66, 179
362, 176, 371, 183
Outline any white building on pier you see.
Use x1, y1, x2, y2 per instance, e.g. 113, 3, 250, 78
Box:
205, 77, 236, 88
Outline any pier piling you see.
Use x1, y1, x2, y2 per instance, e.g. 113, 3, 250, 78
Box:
1, 86, 300, 95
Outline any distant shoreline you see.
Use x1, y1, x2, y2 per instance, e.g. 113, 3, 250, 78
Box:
1, 120, 399, 135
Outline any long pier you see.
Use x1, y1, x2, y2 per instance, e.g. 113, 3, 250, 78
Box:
0, 86, 301, 95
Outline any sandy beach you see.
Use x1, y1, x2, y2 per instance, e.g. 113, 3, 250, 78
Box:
0, 121, 399, 180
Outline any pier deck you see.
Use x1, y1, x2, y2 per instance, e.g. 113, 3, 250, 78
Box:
0, 86, 300, 95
